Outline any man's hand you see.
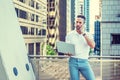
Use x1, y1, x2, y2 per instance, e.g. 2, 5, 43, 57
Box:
64, 53, 72, 56
76, 26, 85, 34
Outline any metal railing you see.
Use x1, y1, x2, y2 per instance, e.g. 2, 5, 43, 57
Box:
28, 55, 120, 80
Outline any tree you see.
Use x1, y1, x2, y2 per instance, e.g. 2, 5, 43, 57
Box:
46, 45, 57, 55
89, 48, 94, 55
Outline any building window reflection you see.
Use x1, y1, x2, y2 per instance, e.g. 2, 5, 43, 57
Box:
20, 26, 28, 34
28, 43, 34, 55
111, 34, 120, 44
20, 10, 27, 19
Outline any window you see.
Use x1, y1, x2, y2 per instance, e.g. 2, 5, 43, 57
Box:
117, 14, 120, 17
50, 0, 55, 2
28, 43, 34, 55
20, 10, 27, 19
42, 19, 46, 24
36, 28, 38, 35
36, 15, 39, 22
42, 29, 46, 35
80, 4, 83, 14
30, 0, 34, 8
36, 43, 40, 55
36, 2, 39, 9
111, 34, 120, 44
20, 26, 28, 34
15, 8, 19, 17
31, 27, 34, 35
19, 0, 25, 3
38, 29, 46, 35
31, 14, 34, 21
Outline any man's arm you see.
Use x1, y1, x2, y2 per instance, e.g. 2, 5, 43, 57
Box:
83, 33, 95, 48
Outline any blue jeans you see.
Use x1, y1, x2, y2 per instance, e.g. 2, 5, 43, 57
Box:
69, 57, 95, 80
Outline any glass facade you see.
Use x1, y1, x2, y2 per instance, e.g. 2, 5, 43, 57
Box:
101, 0, 120, 56
71, 0, 75, 30
94, 20, 100, 55
84, 0, 90, 32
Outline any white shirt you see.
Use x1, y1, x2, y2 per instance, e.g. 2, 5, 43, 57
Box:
65, 30, 93, 59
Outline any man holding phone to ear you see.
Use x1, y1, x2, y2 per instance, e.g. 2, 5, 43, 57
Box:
65, 15, 95, 80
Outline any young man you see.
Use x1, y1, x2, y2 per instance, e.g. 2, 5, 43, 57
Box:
65, 15, 95, 80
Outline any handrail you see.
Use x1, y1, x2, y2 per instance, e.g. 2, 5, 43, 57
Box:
28, 55, 120, 58
29, 55, 120, 80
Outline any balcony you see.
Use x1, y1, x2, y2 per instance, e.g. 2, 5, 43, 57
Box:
29, 55, 120, 80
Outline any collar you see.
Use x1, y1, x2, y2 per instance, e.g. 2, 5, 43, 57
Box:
74, 30, 83, 36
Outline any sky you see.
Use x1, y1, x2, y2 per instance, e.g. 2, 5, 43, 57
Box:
90, 0, 99, 34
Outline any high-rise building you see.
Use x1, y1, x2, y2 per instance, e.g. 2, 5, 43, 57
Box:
74, 0, 84, 26
94, 16, 100, 55
75, 0, 84, 17
71, 0, 75, 30
47, 0, 71, 48
59, 0, 72, 41
59, 0, 67, 41
84, 0, 90, 32
13, 0, 47, 55
101, 0, 120, 56
70, 0, 84, 30
47, 0, 59, 47
66, 0, 72, 33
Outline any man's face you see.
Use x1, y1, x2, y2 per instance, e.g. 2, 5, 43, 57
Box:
75, 17, 85, 31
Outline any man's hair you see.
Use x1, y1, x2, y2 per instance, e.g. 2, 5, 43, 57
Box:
77, 15, 86, 20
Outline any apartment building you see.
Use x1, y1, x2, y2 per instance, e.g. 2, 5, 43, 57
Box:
13, 0, 47, 55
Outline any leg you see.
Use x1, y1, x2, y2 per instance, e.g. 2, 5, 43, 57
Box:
69, 58, 80, 80
80, 61, 95, 80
